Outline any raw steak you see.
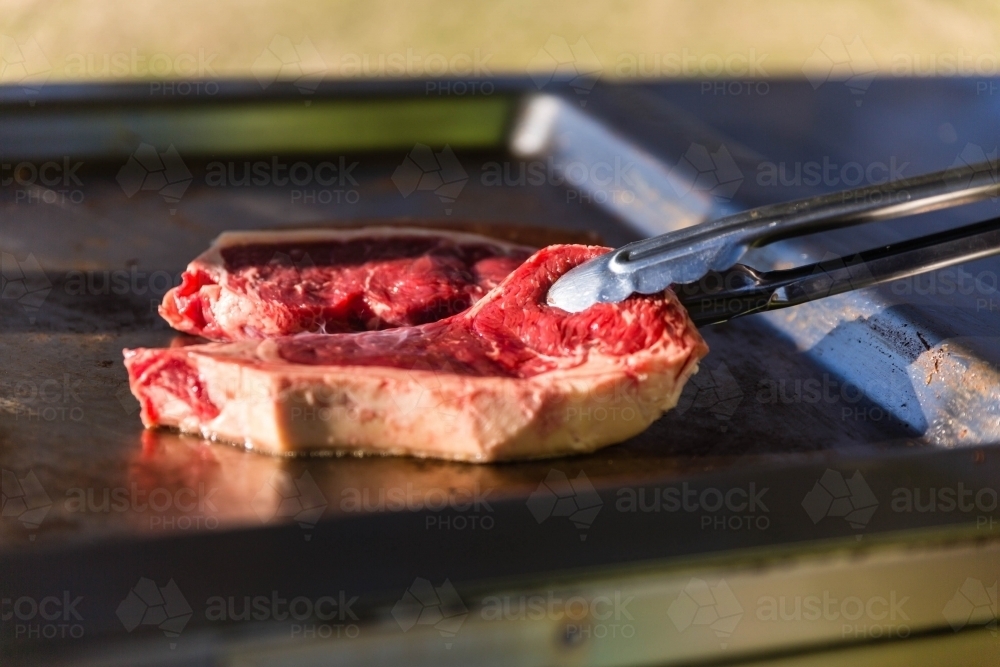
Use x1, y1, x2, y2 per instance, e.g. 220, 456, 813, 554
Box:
125, 245, 709, 462
160, 227, 534, 341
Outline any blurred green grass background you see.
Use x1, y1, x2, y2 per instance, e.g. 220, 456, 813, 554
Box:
1, 0, 998, 84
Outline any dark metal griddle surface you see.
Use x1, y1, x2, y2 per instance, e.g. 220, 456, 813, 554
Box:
0, 156, 921, 543
2, 80, 998, 659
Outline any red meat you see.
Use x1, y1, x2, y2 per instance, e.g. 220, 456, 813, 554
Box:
126, 244, 708, 462
159, 227, 534, 340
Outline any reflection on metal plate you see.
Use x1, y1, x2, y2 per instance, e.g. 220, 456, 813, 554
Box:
511, 94, 713, 237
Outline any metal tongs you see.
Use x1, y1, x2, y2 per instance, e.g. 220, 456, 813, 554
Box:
547, 161, 1000, 324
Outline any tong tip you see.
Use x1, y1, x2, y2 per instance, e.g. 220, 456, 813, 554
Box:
546, 252, 630, 313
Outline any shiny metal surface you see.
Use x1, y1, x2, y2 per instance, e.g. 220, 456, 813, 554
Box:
677, 216, 1000, 325
510, 94, 712, 237
547, 158, 1000, 312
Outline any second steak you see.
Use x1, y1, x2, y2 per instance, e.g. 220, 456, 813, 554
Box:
159, 227, 534, 340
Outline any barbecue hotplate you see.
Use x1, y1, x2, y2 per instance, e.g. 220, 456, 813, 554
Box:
2, 79, 998, 665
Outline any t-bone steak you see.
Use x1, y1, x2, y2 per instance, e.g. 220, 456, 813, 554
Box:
125, 244, 709, 462
159, 227, 535, 340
